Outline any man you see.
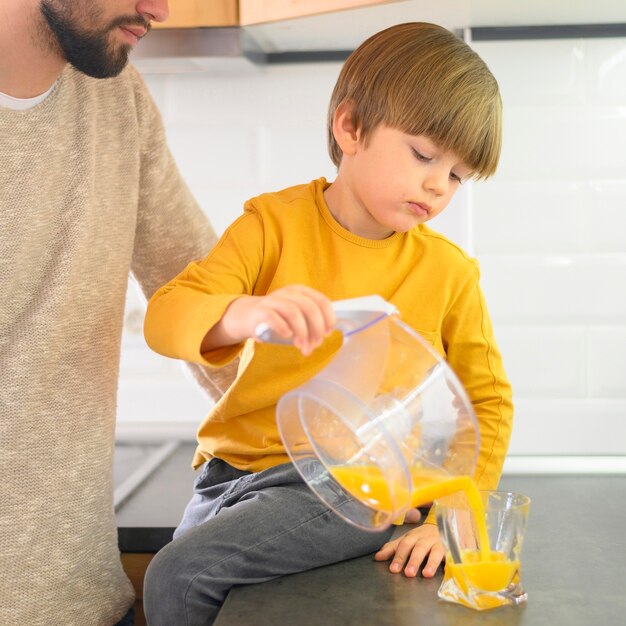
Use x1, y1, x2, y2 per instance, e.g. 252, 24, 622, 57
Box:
0, 2, 228, 624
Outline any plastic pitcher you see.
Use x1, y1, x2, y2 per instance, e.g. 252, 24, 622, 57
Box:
272, 295, 480, 531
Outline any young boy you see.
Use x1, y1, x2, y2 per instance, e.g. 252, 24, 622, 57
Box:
143, 22, 512, 625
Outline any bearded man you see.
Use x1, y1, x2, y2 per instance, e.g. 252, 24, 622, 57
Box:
0, 2, 227, 624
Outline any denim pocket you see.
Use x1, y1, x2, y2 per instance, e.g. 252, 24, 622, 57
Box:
193, 458, 221, 490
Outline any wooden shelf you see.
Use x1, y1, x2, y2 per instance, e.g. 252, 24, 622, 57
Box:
239, 0, 395, 26
153, 0, 238, 28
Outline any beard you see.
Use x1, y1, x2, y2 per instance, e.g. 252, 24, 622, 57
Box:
39, 1, 149, 78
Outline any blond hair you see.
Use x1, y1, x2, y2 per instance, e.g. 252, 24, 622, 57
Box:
327, 22, 502, 179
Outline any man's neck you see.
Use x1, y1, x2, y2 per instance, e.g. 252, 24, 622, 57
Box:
0, 1, 66, 98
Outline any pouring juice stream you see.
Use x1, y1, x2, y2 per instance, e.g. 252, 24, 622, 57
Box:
329, 465, 517, 590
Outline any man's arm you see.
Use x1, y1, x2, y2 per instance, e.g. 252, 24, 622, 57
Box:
127, 66, 237, 400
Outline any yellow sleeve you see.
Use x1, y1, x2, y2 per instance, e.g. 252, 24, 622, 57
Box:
424, 264, 513, 525
144, 210, 265, 367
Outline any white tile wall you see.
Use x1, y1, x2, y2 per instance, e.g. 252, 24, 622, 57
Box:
473, 181, 584, 254
495, 325, 587, 397
474, 37, 626, 455
588, 326, 626, 397
118, 37, 626, 459
507, 398, 626, 455
479, 255, 626, 323
582, 181, 626, 253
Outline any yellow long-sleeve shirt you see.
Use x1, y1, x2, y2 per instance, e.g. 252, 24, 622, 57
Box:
145, 178, 513, 494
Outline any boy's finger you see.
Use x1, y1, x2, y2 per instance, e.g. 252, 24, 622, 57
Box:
402, 544, 430, 577
259, 310, 293, 340
293, 285, 336, 331
389, 540, 417, 574
271, 299, 310, 343
374, 541, 397, 560
299, 297, 328, 346
277, 292, 321, 344
420, 545, 445, 578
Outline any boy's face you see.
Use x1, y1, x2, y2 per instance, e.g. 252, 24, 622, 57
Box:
344, 126, 472, 239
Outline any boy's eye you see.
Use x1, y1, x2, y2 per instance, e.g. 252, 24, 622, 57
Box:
411, 148, 432, 162
450, 172, 463, 184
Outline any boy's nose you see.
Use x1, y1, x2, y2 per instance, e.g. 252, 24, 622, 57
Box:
136, 0, 169, 23
423, 169, 448, 198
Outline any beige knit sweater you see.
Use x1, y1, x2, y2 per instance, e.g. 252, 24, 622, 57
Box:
0, 64, 220, 625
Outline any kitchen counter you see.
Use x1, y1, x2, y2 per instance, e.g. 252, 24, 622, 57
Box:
115, 444, 626, 625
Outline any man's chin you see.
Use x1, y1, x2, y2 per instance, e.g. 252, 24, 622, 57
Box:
69, 47, 131, 79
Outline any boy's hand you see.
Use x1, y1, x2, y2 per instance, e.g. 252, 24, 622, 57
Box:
374, 523, 445, 578
203, 285, 335, 356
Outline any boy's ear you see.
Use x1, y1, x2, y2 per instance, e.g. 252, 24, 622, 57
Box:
332, 100, 361, 156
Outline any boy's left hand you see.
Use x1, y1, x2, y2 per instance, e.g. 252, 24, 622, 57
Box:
374, 522, 445, 578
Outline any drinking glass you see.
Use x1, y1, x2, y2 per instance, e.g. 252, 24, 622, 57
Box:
435, 490, 531, 610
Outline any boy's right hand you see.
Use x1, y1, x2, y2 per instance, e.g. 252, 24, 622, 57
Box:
201, 285, 336, 356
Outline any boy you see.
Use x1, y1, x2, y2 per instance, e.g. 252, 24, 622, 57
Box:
143, 22, 512, 626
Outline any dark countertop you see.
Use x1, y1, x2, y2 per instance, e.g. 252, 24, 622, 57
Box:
115, 444, 626, 625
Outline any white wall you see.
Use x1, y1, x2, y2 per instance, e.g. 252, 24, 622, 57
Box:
472, 37, 626, 457
118, 38, 626, 462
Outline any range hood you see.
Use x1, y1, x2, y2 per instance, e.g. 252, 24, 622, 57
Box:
131, 27, 353, 71
134, 28, 246, 59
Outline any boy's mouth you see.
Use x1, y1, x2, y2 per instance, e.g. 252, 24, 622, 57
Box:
408, 202, 430, 217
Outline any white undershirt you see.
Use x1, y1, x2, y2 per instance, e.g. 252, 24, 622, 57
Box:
0, 82, 56, 110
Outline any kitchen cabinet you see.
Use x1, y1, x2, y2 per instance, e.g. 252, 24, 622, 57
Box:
153, 0, 238, 28
121, 553, 154, 626
156, 0, 626, 31
135, 0, 626, 63
241, 0, 626, 54
153, 0, 397, 29
238, 0, 396, 25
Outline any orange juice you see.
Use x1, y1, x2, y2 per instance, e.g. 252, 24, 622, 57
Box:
329, 465, 499, 572
329, 464, 404, 512
441, 549, 521, 609
329, 464, 472, 512
446, 550, 519, 592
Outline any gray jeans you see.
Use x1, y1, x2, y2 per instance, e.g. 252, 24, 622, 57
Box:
143, 458, 394, 626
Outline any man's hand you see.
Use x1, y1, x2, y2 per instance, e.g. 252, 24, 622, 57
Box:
374, 522, 445, 578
